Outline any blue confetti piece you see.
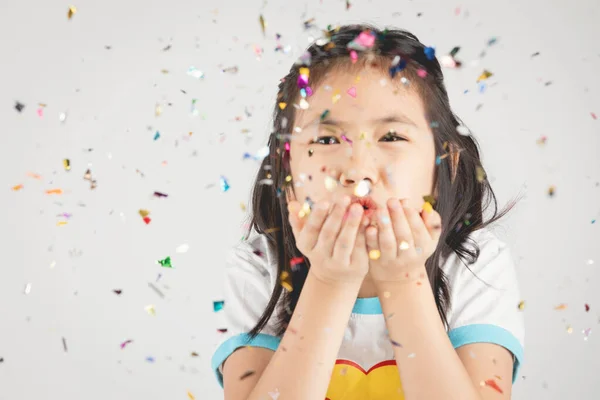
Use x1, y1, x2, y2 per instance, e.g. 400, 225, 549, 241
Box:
389, 59, 407, 78
220, 176, 230, 192
154, 131, 160, 140
478, 82, 487, 93
213, 300, 224, 312
424, 46, 436, 60
435, 156, 442, 165
146, 356, 155, 363
592, 219, 596, 224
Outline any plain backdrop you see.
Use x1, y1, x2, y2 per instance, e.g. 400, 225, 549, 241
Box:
1, 0, 599, 399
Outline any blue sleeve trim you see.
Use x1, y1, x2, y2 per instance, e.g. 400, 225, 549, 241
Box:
210, 333, 281, 388
448, 324, 524, 384
352, 296, 382, 314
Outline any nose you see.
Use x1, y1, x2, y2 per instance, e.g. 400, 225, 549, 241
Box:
338, 149, 378, 188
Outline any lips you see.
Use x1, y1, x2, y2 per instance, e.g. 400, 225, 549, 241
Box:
350, 196, 378, 218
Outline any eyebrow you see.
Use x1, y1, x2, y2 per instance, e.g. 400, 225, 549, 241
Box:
302, 113, 418, 130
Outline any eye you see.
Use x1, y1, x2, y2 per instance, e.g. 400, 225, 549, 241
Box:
380, 130, 407, 142
309, 136, 340, 145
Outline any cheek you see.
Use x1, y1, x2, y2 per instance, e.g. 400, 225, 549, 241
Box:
385, 155, 436, 202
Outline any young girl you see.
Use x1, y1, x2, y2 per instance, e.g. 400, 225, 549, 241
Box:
211, 24, 524, 400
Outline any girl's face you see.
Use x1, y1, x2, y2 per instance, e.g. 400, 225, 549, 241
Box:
288, 67, 436, 212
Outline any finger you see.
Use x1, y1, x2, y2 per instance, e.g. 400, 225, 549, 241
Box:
392, 199, 414, 251
423, 208, 443, 244
301, 200, 331, 251
375, 206, 397, 259
317, 195, 351, 255
365, 224, 379, 259
351, 216, 369, 263
332, 203, 364, 263
403, 204, 430, 252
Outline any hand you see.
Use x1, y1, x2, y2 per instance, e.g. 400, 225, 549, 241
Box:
288, 194, 370, 286
365, 198, 442, 283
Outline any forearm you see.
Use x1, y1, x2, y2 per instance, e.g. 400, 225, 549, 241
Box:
248, 271, 361, 400
377, 266, 482, 400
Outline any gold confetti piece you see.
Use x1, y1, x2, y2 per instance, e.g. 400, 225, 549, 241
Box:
332, 92, 341, 104
67, 6, 77, 19
299, 67, 310, 77
369, 249, 381, 260
138, 209, 150, 218
145, 305, 156, 316
187, 391, 195, 400
278, 102, 287, 110
555, 303, 567, 310
280, 271, 293, 292
422, 201, 433, 214
518, 301, 525, 310
383, 291, 390, 298
399, 241, 410, 250
57, 221, 68, 226
27, 172, 42, 179
12, 184, 24, 191
45, 188, 63, 195
240, 202, 246, 212
155, 103, 162, 116
259, 14, 266, 35
477, 70, 493, 82
63, 159, 71, 171
566, 325, 573, 334
475, 166, 486, 182
548, 185, 556, 197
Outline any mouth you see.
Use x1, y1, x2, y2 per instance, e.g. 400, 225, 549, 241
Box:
350, 196, 378, 214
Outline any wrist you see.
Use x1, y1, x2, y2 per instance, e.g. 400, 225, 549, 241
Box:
372, 264, 428, 291
307, 268, 364, 292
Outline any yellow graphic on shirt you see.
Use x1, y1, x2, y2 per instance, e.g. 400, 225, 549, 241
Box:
325, 359, 404, 400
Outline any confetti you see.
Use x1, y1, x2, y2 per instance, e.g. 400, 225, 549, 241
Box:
475, 166, 486, 182
421, 202, 433, 214
146, 357, 155, 363
157, 256, 173, 268
554, 303, 567, 310
518, 301, 525, 310
424, 46, 436, 60
63, 159, 71, 171
278, 102, 287, 110
148, 282, 165, 298
12, 184, 24, 191
347, 86, 357, 98
45, 188, 63, 195
390, 339, 402, 347
24, 283, 31, 294
456, 125, 470, 136
416, 69, 427, 78
484, 379, 503, 394
176, 244, 189, 253
59, 112, 68, 122
290, 257, 305, 269
585, 304, 590, 312
191, 352, 199, 357
153, 191, 168, 198
477, 70, 493, 82
369, 249, 381, 260
187, 66, 204, 79
67, 6, 77, 19
259, 14, 266, 35
213, 300, 224, 312
280, 271, 293, 292
187, 391, 195, 400
220, 176, 230, 192
154, 131, 160, 140
217, 328, 228, 334
591, 112, 597, 120
145, 305, 156, 316
399, 241, 410, 251
383, 291, 390, 298
548, 185, 556, 197
341, 134, 353, 144
320, 109, 330, 121
14, 101, 25, 112
113, 289, 122, 295
354, 179, 371, 197
62, 337, 68, 352
120, 339, 133, 349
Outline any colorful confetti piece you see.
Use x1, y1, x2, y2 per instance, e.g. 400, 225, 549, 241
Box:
67, 6, 77, 19
213, 300, 224, 312
120, 340, 133, 349
157, 256, 173, 268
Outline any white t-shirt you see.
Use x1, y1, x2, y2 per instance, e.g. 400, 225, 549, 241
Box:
211, 227, 525, 398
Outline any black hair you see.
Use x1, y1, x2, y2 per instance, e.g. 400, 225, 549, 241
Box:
244, 23, 520, 339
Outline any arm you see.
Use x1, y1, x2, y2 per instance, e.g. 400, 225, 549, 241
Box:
235, 271, 361, 400
376, 266, 511, 400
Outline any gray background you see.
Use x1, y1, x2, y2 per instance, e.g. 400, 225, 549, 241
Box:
1, 0, 599, 399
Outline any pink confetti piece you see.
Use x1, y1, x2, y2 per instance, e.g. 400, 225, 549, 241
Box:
350, 50, 358, 64
417, 69, 428, 78
347, 86, 357, 98
341, 134, 353, 144
356, 31, 375, 48
120, 339, 133, 349
37, 108, 43, 117
592, 112, 597, 120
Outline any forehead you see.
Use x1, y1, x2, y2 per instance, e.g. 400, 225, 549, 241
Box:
295, 66, 427, 128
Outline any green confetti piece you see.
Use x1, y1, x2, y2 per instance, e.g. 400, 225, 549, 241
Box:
158, 256, 173, 268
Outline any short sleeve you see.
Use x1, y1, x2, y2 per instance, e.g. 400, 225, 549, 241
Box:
210, 235, 282, 387
444, 230, 525, 384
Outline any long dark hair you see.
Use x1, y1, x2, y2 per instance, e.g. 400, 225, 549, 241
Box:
244, 24, 520, 339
